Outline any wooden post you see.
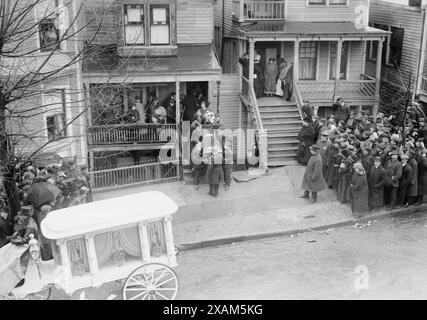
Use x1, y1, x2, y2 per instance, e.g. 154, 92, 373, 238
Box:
239, 0, 244, 22
58, 240, 72, 281
294, 40, 300, 83
249, 38, 255, 86
84, 234, 99, 275
138, 222, 151, 262
375, 38, 384, 100
334, 39, 343, 101
216, 80, 221, 114
175, 80, 180, 123
164, 216, 177, 266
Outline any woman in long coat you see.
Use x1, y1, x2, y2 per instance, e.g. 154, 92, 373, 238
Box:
337, 149, 352, 204
417, 149, 427, 205
253, 56, 265, 98
264, 58, 278, 95
284, 63, 293, 101
350, 162, 370, 218
296, 121, 315, 165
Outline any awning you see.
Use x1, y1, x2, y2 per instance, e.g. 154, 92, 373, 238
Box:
237, 21, 390, 40
83, 45, 222, 84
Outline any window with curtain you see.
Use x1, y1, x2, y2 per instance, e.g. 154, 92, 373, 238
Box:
150, 5, 170, 45
329, 0, 347, 5
45, 89, 67, 140
124, 4, 145, 45
330, 42, 349, 80
299, 42, 317, 80
39, 18, 60, 51
308, 0, 326, 4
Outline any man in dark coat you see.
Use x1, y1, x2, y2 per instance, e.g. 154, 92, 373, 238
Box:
301, 101, 314, 123
300, 145, 328, 203
253, 55, 265, 98
407, 151, 419, 206
416, 148, 427, 205
396, 154, 413, 208
384, 150, 402, 210
296, 121, 315, 165
337, 149, 352, 204
333, 98, 350, 123
350, 162, 370, 218
368, 156, 386, 211
312, 117, 324, 144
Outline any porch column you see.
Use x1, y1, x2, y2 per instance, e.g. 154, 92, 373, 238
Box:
239, 0, 244, 22
216, 80, 221, 114
334, 39, 343, 101
293, 40, 300, 82
175, 80, 180, 123
249, 38, 255, 86
374, 38, 384, 120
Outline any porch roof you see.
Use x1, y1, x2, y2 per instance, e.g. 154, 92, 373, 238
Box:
237, 21, 390, 40
83, 45, 222, 83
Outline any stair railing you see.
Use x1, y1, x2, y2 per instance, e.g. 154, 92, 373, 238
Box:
241, 75, 268, 170
293, 80, 305, 123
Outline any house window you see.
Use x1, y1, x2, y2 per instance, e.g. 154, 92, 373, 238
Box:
124, 4, 145, 45
330, 42, 349, 80
299, 41, 317, 80
389, 26, 404, 66
150, 5, 170, 45
45, 89, 67, 140
308, 0, 326, 5
39, 18, 60, 51
368, 23, 403, 67
329, 0, 347, 5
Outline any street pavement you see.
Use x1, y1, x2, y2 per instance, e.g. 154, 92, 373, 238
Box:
49, 212, 427, 299
93, 165, 427, 247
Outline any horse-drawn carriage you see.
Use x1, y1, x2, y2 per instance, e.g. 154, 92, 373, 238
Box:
1, 191, 179, 300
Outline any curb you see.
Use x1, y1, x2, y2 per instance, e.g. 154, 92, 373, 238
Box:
175, 204, 427, 252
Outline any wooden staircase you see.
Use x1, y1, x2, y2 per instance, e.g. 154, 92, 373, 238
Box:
257, 97, 301, 166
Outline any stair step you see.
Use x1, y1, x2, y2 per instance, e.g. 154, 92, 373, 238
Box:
262, 118, 301, 124
259, 106, 298, 112
268, 145, 298, 152
264, 124, 302, 131
268, 149, 298, 156
267, 130, 299, 138
267, 160, 299, 167
268, 137, 299, 144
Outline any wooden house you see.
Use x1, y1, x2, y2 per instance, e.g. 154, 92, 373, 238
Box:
81, 0, 223, 190
365, 0, 427, 115
5, 0, 87, 166
215, 0, 389, 166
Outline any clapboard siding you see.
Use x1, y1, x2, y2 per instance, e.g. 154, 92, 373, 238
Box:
214, 73, 243, 156
177, 0, 214, 44
368, 0, 424, 87
286, 0, 368, 22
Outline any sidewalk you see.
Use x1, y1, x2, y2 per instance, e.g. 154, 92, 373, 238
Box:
94, 165, 427, 250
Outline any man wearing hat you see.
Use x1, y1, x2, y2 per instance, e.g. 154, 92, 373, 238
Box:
396, 154, 413, 208
300, 144, 327, 203
253, 54, 265, 98
384, 150, 402, 210
407, 151, 419, 206
333, 98, 350, 123
368, 156, 386, 211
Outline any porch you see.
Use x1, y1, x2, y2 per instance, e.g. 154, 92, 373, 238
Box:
232, 0, 286, 22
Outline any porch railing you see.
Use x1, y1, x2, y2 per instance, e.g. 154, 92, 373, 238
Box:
233, 0, 286, 21
87, 123, 178, 145
241, 75, 268, 170
297, 75, 376, 101
293, 80, 304, 122
89, 160, 179, 192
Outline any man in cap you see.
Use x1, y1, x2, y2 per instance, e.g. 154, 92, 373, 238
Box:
316, 130, 330, 171
396, 154, 413, 208
384, 150, 402, 210
368, 156, 386, 211
300, 145, 327, 203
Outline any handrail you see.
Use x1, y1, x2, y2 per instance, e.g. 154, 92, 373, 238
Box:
293, 80, 305, 122
241, 75, 264, 131
361, 73, 376, 81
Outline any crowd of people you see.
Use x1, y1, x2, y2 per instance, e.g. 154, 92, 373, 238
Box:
298, 97, 427, 218
239, 53, 294, 99
0, 159, 92, 253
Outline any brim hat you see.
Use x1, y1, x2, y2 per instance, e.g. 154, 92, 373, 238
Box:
310, 145, 320, 152
401, 154, 409, 160
390, 150, 399, 156
373, 156, 382, 162
341, 149, 351, 158
322, 130, 330, 136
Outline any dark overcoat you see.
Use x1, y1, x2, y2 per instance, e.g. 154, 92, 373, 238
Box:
417, 156, 427, 196
400, 164, 414, 186
296, 125, 315, 165
407, 157, 419, 197
301, 153, 327, 192
337, 158, 352, 203
368, 165, 386, 208
207, 164, 222, 185
351, 173, 369, 216
254, 63, 265, 98
324, 145, 340, 189
385, 159, 402, 188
